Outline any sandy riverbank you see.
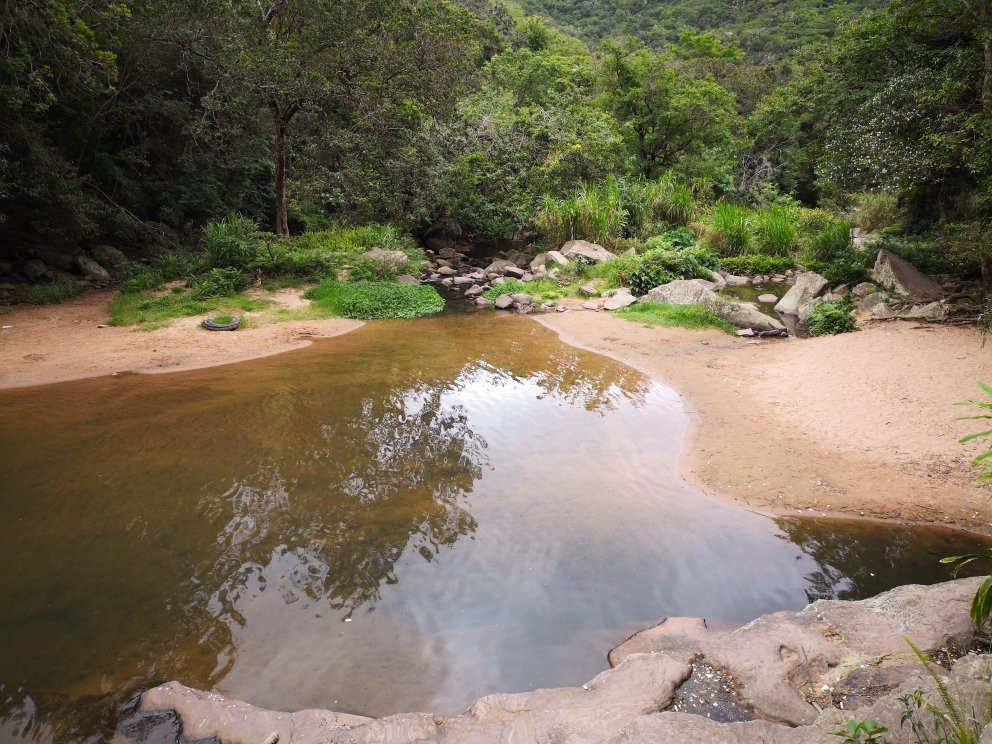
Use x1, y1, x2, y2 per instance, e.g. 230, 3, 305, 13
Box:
537, 312, 992, 534
0, 289, 362, 388
2, 288, 990, 532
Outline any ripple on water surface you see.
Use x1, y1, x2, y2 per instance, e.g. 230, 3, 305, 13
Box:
0, 311, 988, 741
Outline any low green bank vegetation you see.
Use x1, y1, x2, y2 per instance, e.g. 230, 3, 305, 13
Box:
26, 277, 82, 305
615, 303, 736, 333
304, 281, 444, 320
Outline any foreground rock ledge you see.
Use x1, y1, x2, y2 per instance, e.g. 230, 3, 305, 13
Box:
141, 578, 989, 743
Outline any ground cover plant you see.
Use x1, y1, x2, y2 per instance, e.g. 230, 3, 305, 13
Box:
615, 302, 736, 332
26, 277, 81, 305
303, 280, 444, 319
807, 299, 857, 336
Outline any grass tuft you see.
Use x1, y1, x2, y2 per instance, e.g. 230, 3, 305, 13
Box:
616, 302, 736, 333
27, 277, 81, 305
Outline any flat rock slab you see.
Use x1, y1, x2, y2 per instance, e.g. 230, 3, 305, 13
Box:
140, 579, 983, 744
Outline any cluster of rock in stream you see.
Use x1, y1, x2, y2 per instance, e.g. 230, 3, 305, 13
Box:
0, 244, 129, 302
137, 578, 992, 743
418, 236, 964, 338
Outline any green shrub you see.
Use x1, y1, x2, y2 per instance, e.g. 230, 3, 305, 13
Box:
854, 192, 898, 232
807, 299, 857, 336
121, 270, 163, 295
347, 257, 400, 282
617, 302, 736, 333
629, 266, 672, 295
27, 277, 81, 305
719, 254, 795, 275
878, 235, 979, 277
588, 253, 642, 288
189, 267, 246, 300
751, 206, 797, 256
304, 280, 444, 319
641, 246, 717, 280
152, 250, 206, 281
663, 227, 695, 249
640, 175, 696, 227
703, 203, 753, 256
802, 218, 853, 263
260, 224, 422, 279
536, 178, 628, 247
202, 213, 262, 269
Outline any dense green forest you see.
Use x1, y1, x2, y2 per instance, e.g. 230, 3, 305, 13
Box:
1, 0, 990, 292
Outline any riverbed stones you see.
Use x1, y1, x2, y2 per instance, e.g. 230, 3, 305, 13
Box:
485, 259, 517, 274
774, 271, 828, 316
852, 281, 878, 297
452, 276, 473, 285
560, 240, 616, 264
870, 249, 942, 300
582, 300, 600, 310
510, 293, 532, 305
494, 294, 513, 309
437, 265, 456, 276
141, 578, 986, 744
504, 266, 526, 279
464, 285, 484, 297
757, 294, 778, 304
34, 249, 77, 272
396, 275, 419, 285
855, 290, 889, 312
720, 273, 749, 286
721, 302, 786, 333
475, 297, 494, 308
578, 283, 599, 297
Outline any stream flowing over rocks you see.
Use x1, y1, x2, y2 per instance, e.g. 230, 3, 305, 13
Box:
138, 578, 992, 744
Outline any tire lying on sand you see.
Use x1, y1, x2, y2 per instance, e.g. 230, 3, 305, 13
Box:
202, 316, 241, 331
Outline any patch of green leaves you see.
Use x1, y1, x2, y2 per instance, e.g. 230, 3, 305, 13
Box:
26, 277, 81, 305
303, 280, 444, 319
807, 299, 857, 336
616, 302, 736, 333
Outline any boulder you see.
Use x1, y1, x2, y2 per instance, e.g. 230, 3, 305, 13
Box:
870, 250, 942, 300
855, 291, 889, 312
852, 281, 878, 297
774, 271, 828, 316
872, 302, 899, 320
578, 283, 599, 297
510, 293, 532, 306
438, 247, 460, 260
603, 290, 637, 311
475, 297, 494, 309
34, 249, 77, 273
721, 273, 749, 286
360, 247, 409, 270
452, 276, 474, 285
560, 240, 615, 264
640, 279, 718, 307
75, 254, 111, 283
521, 272, 534, 282
904, 301, 948, 322
503, 266, 526, 279
20, 259, 48, 281
757, 294, 778, 304
464, 285, 484, 297
530, 251, 569, 272
494, 294, 513, 309
507, 250, 530, 268
582, 300, 600, 310
721, 302, 787, 333
737, 328, 755, 337
485, 259, 516, 274
436, 265, 456, 276
90, 245, 128, 276
396, 275, 419, 285
424, 236, 454, 253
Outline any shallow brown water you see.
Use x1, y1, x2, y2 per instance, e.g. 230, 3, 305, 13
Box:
0, 307, 989, 742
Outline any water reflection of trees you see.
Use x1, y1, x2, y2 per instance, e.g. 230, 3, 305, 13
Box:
776, 517, 991, 604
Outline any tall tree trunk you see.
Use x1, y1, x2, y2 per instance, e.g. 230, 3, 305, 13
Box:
982, 0, 992, 117
274, 116, 289, 236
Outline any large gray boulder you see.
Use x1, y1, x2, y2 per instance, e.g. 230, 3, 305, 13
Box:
560, 240, 616, 264
360, 247, 408, 270
75, 254, 111, 282
34, 249, 77, 273
870, 249, 942, 300
485, 259, 518, 274
774, 271, 828, 316
20, 259, 48, 281
90, 245, 129, 276
641, 278, 719, 306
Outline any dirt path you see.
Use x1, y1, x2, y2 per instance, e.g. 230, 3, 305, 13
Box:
536, 312, 992, 534
0, 289, 362, 388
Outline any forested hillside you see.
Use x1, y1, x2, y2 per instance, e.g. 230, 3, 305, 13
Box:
515, 0, 886, 58
1, 0, 990, 303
